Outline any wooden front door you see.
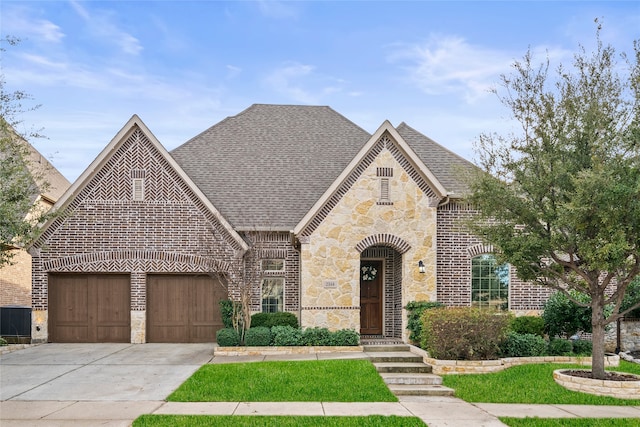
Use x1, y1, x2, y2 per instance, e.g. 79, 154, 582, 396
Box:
360, 260, 383, 335
48, 274, 131, 343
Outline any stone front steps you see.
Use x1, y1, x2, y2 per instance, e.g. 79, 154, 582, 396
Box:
364, 344, 455, 397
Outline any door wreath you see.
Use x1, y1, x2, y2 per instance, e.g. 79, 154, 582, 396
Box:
361, 265, 378, 281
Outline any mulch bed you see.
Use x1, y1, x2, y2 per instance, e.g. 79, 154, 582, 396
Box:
563, 370, 640, 382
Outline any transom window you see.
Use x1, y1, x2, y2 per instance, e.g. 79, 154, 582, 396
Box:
262, 259, 284, 271
261, 277, 284, 313
471, 254, 509, 310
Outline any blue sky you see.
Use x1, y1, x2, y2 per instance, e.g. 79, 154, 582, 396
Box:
1, 1, 639, 181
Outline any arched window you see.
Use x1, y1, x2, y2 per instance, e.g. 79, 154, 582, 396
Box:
471, 254, 509, 310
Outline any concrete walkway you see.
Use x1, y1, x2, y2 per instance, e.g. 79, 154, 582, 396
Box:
3, 397, 640, 426
1, 344, 639, 426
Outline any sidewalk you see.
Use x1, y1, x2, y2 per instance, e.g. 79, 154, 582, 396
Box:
2, 398, 640, 426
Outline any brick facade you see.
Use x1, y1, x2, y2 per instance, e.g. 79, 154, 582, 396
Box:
30, 125, 246, 341
437, 201, 552, 311
0, 249, 32, 307
240, 231, 301, 314
29, 114, 557, 343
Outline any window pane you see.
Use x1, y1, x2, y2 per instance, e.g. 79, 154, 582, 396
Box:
262, 259, 284, 271
471, 254, 509, 310
261, 277, 284, 313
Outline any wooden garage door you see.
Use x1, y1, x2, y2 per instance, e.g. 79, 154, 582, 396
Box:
147, 274, 227, 343
48, 274, 131, 343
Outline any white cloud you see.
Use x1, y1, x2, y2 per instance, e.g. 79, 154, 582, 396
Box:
0, 5, 65, 43
389, 34, 515, 103
264, 62, 319, 104
69, 0, 143, 55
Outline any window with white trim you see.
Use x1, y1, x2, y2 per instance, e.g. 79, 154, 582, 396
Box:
471, 254, 509, 310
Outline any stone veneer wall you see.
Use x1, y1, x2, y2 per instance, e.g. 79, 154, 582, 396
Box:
29, 127, 244, 343
605, 318, 640, 352
436, 201, 552, 311
299, 141, 438, 340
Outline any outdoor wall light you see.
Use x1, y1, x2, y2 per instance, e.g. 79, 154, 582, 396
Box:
418, 260, 425, 274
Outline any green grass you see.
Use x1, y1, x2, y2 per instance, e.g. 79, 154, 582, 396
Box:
442, 361, 640, 405
168, 359, 398, 402
500, 418, 640, 427
133, 415, 426, 426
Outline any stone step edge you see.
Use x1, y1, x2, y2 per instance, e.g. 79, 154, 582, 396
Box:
387, 384, 455, 396
380, 373, 443, 385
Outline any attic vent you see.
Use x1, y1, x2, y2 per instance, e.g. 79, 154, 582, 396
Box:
377, 167, 393, 177
131, 169, 146, 179
378, 178, 392, 205
132, 178, 145, 201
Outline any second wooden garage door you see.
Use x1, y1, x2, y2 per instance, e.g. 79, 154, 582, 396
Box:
147, 274, 227, 343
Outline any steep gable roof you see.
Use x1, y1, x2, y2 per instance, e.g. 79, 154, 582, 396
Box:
171, 104, 371, 230
34, 115, 248, 252
396, 122, 477, 197
294, 121, 449, 236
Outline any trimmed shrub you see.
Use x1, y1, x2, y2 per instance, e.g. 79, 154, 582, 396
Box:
405, 301, 445, 345
216, 328, 240, 346
244, 326, 272, 346
510, 316, 545, 337
0, 337, 7, 346
421, 307, 512, 360
542, 291, 592, 338
501, 332, 547, 357
571, 339, 593, 356
328, 329, 360, 346
271, 325, 303, 346
251, 312, 299, 329
302, 327, 332, 346
548, 338, 573, 356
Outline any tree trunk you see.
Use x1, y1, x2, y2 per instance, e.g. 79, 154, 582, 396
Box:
590, 298, 606, 379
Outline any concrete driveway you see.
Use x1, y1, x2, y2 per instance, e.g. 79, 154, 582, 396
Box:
0, 343, 214, 401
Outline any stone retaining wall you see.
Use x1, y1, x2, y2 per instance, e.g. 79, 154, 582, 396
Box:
553, 369, 640, 399
407, 346, 620, 375
214, 346, 363, 356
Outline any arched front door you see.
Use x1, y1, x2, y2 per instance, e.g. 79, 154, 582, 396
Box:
360, 260, 383, 335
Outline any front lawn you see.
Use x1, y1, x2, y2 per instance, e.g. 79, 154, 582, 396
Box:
442, 361, 640, 405
133, 415, 426, 426
501, 418, 640, 427
168, 359, 397, 402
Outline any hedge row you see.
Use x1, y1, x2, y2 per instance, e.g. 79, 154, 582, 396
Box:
216, 326, 360, 347
418, 307, 592, 360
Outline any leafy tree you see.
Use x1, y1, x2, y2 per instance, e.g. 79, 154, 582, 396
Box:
466, 22, 640, 379
0, 37, 52, 267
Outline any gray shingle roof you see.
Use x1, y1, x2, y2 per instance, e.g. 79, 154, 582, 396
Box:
171, 104, 371, 230
396, 122, 477, 197
170, 104, 477, 230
